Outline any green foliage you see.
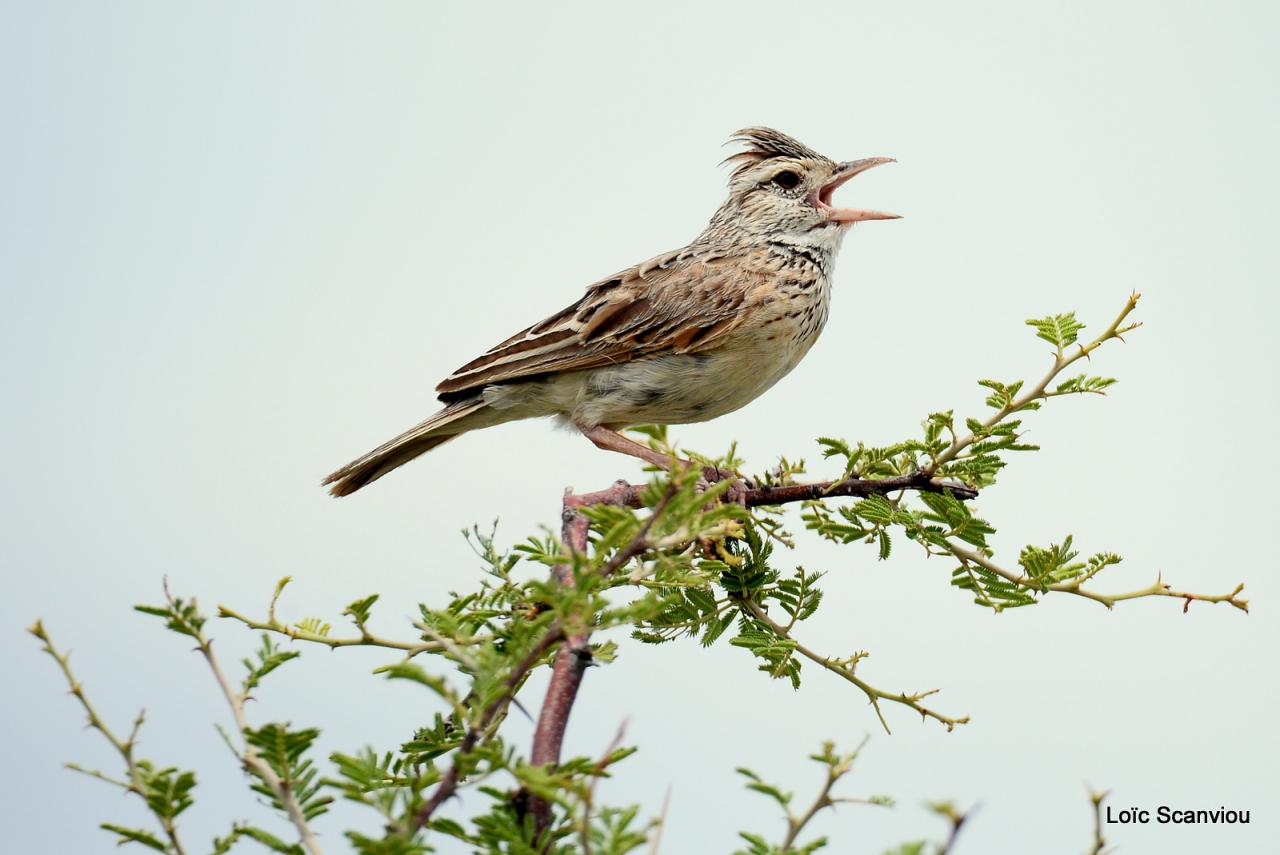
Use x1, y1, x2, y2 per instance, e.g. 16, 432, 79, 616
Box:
1019, 538, 1123, 591
135, 761, 197, 822
343, 594, 380, 630
242, 634, 300, 695
950, 563, 1038, 611
135, 593, 205, 640
244, 724, 332, 821
800, 303, 1158, 614
730, 625, 802, 688
1053, 374, 1117, 396
224, 824, 305, 855
770, 567, 825, 625
100, 823, 169, 852
735, 740, 892, 855
1026, 311, 1085, 349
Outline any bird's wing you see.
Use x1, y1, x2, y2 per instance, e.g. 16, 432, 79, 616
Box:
435, 246, 776, 400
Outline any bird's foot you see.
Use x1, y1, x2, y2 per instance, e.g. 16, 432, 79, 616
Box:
697, 465, 756, 505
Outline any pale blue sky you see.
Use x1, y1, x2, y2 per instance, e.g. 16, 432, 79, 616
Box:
3, 2, 1277, 853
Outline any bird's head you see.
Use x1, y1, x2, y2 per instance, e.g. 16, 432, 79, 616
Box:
709, 127, 898, 250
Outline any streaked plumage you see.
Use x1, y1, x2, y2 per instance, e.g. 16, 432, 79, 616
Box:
324, 128, 898, 496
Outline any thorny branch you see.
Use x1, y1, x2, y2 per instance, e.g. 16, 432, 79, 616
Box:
945, 541, 1249, 613
523, 484, 681, 840
778, 737, 886, 850
174, 586, 327, 855
739, 600, 969, 734
216, 606, 454, 655
413, 485, 680, 840
927, 292, 1144, 475
29, 621, 191, 855
567, 469, 977, 514
411, 625, 567, 831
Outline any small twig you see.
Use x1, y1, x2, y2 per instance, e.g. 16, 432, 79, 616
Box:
646, 788, 673, 855
779, 737, 873, 851
580, 720, 629, 855
1087, 788, 1111, 855
412, 623, 566, 830
64, 762, 135, 790
934, 801, 972, 855
217, 606, 463, 655
740, 602, 968, 733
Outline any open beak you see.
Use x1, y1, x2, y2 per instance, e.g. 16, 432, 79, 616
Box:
813, 157, 899, 224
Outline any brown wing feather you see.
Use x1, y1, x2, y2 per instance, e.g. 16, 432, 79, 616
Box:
434, 248, 772, 400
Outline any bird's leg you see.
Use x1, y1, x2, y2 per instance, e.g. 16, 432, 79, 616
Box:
575, 422, 752, 499
575, 423, 676, 469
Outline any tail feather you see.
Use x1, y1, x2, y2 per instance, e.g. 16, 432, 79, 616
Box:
323, 398, 488, 496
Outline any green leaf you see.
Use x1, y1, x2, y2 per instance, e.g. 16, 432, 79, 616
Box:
951, 565, 1038, 611
133, 761, 196, 820
236, 825, 304, 854
1026, 311, 1085, 348
99, 823, 168, 852
1053, 374, 1118, 396
977, 379, 1024, 411
294, 617, 331, 637
241, 634, 300, 694
243, 723, 332, 822
343, 594, 380, 629
134, 596, 205, 640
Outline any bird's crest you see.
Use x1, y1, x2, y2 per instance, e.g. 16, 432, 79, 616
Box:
721, 127, 830, 179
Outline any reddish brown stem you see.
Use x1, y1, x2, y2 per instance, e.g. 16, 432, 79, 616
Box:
530, 496, 594, 771
524, 483, 677, 842
411, 623, 564, 832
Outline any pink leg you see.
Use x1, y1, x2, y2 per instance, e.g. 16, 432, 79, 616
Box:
575, 423, 752, 499
575, 423, 676, 469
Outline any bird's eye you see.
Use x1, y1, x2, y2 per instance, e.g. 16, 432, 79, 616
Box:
771, 170, 801, 191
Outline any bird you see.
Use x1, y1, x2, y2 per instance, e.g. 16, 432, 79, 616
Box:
323, 127, 898, 497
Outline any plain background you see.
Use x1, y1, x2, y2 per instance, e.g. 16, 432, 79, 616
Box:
4, 2, 1276, 852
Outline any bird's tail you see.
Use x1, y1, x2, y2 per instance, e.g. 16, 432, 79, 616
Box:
323, 397, 491, 496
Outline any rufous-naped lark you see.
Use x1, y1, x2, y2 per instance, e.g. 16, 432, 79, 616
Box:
325, 127, 898, 496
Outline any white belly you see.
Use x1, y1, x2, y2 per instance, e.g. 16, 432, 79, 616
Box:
571, 306, 826, 427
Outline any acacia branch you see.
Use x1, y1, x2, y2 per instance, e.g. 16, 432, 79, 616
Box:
740, 601, 970, 734
945, 542, 1249, 612
928, 292, 1143, 474
412, 623, 566, 830
779, 737, 881, 851
568, 469, 977, 513
523, 483, 680, 840
216, 605, 454, 655
177, 592, 326, 855
29, 621, 190, 855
